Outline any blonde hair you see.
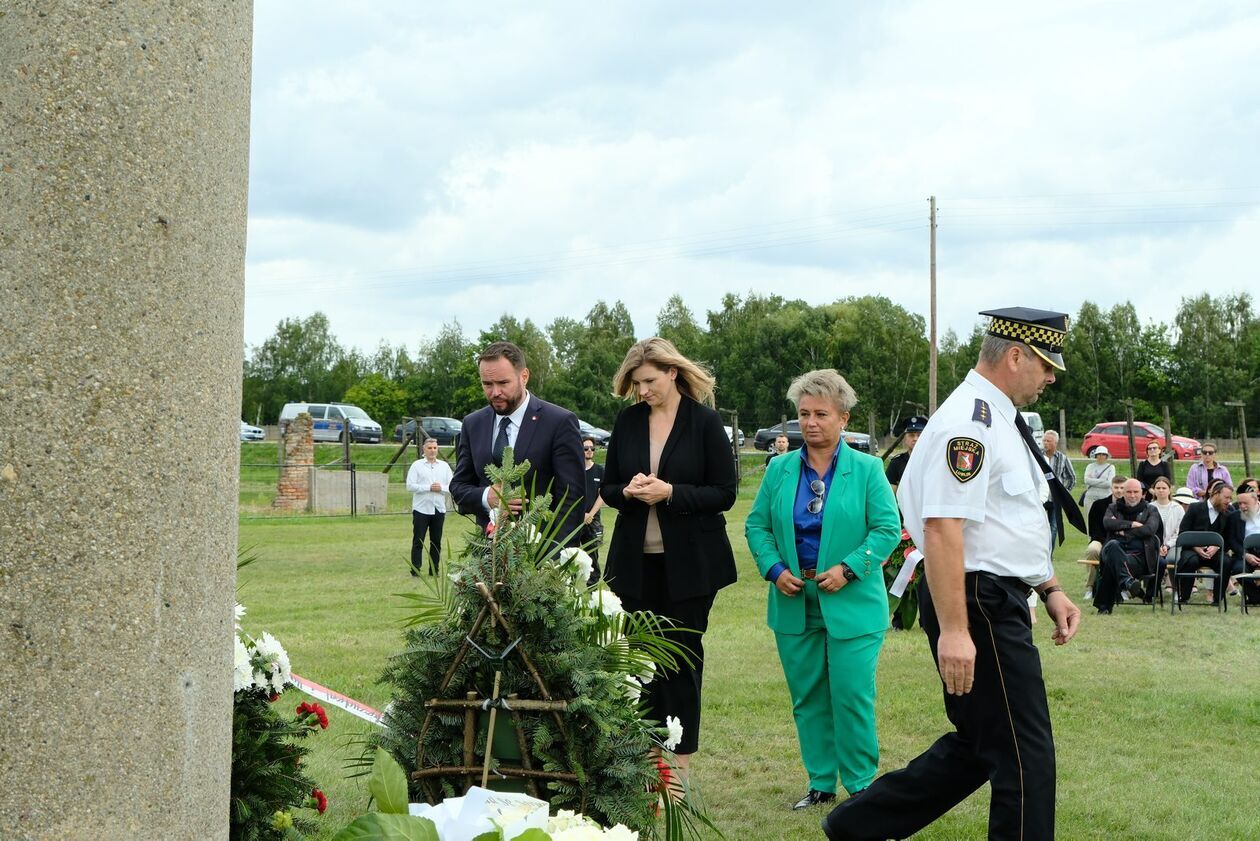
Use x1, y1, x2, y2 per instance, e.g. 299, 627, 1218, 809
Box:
613, 337, 716, 407
787, 369, 857, 413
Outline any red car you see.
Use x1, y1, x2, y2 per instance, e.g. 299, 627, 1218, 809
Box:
1080, 422, 1200, 460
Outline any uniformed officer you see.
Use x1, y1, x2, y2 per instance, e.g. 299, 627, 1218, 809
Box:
884, 415, 927, 494
823, 307, 1084, 841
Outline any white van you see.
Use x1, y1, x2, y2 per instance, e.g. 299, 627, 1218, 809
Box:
278, 402, 382, 443
1020, 411, 1045, 449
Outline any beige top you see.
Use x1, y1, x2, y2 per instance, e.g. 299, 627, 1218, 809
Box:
643, 434, 666, 553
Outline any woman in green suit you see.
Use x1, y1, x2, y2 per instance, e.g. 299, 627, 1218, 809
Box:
745, 369, 901, 811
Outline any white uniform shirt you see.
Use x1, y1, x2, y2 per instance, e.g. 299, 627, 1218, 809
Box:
897, 369, 1054, 586
406, 457, 454, 514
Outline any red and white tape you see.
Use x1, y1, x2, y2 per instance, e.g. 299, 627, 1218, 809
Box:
290, 672, 386, 727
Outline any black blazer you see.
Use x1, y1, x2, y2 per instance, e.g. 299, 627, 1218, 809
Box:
600, 397, 738, 601
449, 393, 585, 544
1178, 501, 1242, 561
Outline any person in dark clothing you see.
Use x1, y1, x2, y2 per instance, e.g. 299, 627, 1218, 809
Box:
1082, 475, 1127, 599
1135, 441, 1173, 499
884, 415, 927, 493
1094, 478, 1163, 613
1175, 480, 1242, 605
580, 436, 605, 583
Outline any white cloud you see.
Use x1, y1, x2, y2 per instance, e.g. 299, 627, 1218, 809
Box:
244, 1, 1260, 352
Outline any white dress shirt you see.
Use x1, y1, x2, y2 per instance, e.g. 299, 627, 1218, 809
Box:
898, 369, 1053, 587
481, 392, 533, 513
406, 457, 453, 514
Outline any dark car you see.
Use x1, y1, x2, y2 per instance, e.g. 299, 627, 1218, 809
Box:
578, 419, 612, 447
753, 421, 871, 453
393, 416, 462, 446
1080, 422, 1199, 460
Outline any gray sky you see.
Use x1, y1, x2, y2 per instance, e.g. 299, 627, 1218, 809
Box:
245, 2, 1260, 353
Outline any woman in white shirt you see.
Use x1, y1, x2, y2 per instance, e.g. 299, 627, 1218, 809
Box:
406, 438, 455, 575
1081, 446, 1117, 511
1148, 476, 1182, 593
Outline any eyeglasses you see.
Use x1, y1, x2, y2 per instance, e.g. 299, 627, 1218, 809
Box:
1203, 450, 1216, 456
583, 446, 595, 452
807, 479, 826, 514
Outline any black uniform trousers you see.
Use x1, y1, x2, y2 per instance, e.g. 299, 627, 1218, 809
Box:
617, 553, 714, 756
825, 572, 1055, 841
410, 510, 445, 574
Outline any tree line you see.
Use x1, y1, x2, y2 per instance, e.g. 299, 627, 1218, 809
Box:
241, 292, 1260, 441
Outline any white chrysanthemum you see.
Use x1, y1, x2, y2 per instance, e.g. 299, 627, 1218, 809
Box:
233, 635, 254, 692
603, 825, 639, 841
559, 547, 594, 584
623, 674, 642, 702
664, 715, 684, 751
549, 827, 605, 841
234, 603, 246, 629
547, 810, 593, 832
637, 660, 655, 684
253, 631, 292, 689
587, 588, 623, 617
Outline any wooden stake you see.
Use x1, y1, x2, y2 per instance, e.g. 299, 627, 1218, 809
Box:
481, 671, 503, 789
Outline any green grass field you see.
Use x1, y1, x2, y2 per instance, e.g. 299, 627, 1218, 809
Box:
237, 454, 1260, 840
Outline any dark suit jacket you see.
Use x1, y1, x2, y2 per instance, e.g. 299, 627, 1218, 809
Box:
1178, 501, 1242, 565
449, 393, 585, 544
600, 397, 738, 601
1102, 500, 1163, 573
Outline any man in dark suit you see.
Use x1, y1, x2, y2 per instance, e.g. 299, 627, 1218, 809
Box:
450, 341, 585, 545
1174, 480, 1241, 605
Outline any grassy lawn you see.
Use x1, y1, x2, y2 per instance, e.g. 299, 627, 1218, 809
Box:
237, 462, 1260, 840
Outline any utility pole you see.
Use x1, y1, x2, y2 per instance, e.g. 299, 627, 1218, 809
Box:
1225, 401, 1251, 476
928, 195, 938, 414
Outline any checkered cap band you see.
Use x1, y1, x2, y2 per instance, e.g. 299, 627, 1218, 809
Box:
987, 316, 1067, 351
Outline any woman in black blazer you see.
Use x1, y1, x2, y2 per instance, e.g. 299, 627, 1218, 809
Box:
601, 337, 737, 780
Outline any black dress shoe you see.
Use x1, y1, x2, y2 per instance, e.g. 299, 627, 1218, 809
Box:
792, 788, 836, 810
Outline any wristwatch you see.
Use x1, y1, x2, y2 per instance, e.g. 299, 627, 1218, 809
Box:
1038, 585, 1063, 603
839, 563, 857, 582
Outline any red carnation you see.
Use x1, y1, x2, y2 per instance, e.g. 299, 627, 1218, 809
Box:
268, 692, 280, 703
485, 522, 497, 536
311, 788, 328, 814
296, 701, 329, 729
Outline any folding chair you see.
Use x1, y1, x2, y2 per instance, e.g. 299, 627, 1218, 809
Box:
1234, 533, 1260, 616
1171, 530, 1227, 614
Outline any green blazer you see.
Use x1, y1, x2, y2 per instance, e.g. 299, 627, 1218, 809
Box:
745, 442, 901, 639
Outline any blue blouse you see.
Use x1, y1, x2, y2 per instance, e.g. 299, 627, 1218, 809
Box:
765, 445, 839, 582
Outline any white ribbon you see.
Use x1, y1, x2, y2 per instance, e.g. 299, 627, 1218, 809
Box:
890, 549, 924, 598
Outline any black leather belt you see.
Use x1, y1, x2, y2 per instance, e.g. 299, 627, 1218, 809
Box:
968, 570, 1032, 598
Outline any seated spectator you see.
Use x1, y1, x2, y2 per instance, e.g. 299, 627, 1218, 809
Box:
1174, 480, 1241, 605
1148, 476, 1183, 593
1094, 478, 1163, 613
1083, 474, 1127, 600
1187, 444, 1233, 500
1235, 488, 1260, 604
765, 434, 790, 466
1135, 441, 1172, 497
1082, 446, 1116, 511
1235, 477, 1259, 498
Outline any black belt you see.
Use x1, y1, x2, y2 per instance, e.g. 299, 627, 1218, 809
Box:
967, 570, 1032, 598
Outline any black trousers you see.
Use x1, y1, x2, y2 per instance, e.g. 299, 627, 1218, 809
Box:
618, 553, 714, 756
410, 510, 445, 574
1094, 541, 1151, 610
580, 519, 604, 584
826, 572, 1055, 841
1175, 548, 1240, 603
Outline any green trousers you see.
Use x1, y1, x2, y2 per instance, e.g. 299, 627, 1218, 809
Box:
774, 580, 884, 794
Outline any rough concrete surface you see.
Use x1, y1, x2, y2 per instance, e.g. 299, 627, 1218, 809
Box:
0, 4, 253, 838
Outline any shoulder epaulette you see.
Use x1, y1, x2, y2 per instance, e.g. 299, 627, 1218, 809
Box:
972, 399, 992, 428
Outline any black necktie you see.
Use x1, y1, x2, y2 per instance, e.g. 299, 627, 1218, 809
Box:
492, 416, 511, 467
1015, 413, 1087, 543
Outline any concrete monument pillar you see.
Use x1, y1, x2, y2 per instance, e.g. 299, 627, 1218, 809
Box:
0, 5, 252, 838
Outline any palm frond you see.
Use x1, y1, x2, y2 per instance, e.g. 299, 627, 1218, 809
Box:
394, 568, 455, 628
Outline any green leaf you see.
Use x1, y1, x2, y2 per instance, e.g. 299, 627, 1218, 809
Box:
470, 833, 502, 841
368, 747, 411, 815
331, 813, 440, 841
510, 830, 551, 841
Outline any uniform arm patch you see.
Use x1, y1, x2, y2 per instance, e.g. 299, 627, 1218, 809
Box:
947, 437, 985, 483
